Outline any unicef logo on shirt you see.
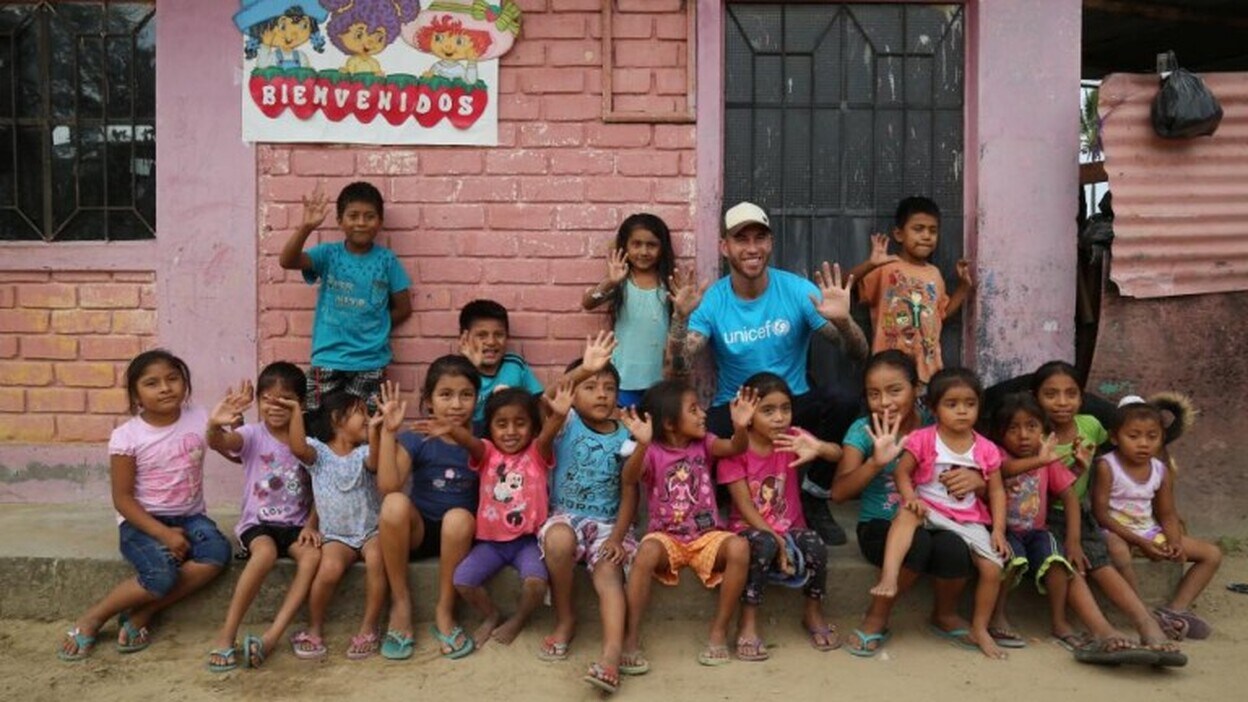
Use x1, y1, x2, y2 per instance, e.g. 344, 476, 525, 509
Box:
722, 318, 793, 346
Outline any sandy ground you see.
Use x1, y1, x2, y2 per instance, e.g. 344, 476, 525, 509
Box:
3, 556, 1246, 702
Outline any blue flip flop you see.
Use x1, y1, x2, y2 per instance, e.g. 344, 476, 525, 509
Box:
243, 634, 267, 668
428, 625, 474, 660
117, 612, 151, 654
381, 630, 415, 660
929, 625, 978, 651
57, 628, 97, 662
846, 628, 891, 657
207, 645, 239, 673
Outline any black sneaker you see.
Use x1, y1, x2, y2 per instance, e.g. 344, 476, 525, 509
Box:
801, 491, 847, 546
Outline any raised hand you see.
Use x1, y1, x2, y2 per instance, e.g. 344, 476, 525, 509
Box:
581, 330, 618, 374
729, 386, 760, 430
620, 406, 653, 444
458, 331, 486, 369
411, 417, 456, 439
668, 266, 708, 318
809, 261, 853, 322
1072, 439, 1094, 475
300, 182, 330, 232
210, 380, 254, 427
869, 233, 899, 268
956, 259, 975, 288
376, 380, 407, 433
546, 380, 575, 417
607, 247, 629, 286
774, 429, 821, 468
1037, 432, 1060, 464
866, 409, 904, 466
271, 395, 302, 414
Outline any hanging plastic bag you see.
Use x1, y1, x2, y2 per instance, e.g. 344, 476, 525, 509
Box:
1151, 51, 1223, 138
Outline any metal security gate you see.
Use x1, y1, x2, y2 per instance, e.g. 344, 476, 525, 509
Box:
724, 3, 965, 388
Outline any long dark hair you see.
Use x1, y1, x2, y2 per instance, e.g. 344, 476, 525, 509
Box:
125, 349, 192, 414
608, 213, 675, 326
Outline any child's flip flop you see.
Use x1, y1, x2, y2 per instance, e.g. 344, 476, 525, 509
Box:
290, 631, 327, 660
619, 650, 650, 676
929, 625, 978, 651
428, 624, 474, 660
735, 637, 769, 662
381, 631, 415, 661
116, 612, 151, 654
243, 634, 267, 668
1227, 582, 1248, 595
583, 662, 620, 694
845, 628, 891, 658
537, 635, 570, 662
207, 646, 239, 673
806, 625, 841, 652
57, 628, 96, 662
697, 644, 731, 666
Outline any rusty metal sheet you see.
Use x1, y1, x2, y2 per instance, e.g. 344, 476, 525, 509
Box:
1099, 71, 1248, 298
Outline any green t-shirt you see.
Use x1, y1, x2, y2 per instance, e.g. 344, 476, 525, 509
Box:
1054, 413, 1109, 505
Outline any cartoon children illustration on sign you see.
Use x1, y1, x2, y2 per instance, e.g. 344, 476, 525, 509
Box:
233, 0, 329, 68
401, 0, 521, 85
320, 0, 422, 76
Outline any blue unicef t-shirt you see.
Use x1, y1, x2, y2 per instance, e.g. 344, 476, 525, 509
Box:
551, 410, 630, 520
304, 242, 411, 371
396, 431, 478, 521
689, 268, 827, 406
474, 353, 544, 423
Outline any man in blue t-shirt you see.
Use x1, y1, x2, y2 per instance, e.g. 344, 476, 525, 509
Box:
667, 201, 869, 545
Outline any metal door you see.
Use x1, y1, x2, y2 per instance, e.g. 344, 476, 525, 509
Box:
724, 3, 965, 390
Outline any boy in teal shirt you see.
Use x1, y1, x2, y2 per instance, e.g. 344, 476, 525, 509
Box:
458, 299, 543, 429
279, 181, 412, 410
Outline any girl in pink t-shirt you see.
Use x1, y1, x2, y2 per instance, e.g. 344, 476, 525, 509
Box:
59, 350, 230, 662
870, 368, 1009, 660
418, 384, 572, 648
719, 372, 843, 661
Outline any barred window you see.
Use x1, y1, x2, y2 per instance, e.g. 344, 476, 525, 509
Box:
0, 1, 155, 242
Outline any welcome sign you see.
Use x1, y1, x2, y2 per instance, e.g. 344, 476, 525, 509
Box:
234, 0, 521, 145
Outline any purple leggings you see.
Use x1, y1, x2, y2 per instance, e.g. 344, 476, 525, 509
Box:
453, 535, 548, 587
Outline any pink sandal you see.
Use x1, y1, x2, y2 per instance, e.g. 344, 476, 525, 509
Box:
290, 631, 327, 660
346, 632, 379, 660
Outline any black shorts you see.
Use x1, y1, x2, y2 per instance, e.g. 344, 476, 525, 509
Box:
1045, 502, 1111, 571
857, 519, 974, 580
239, 523, 304, 558
410, 513, 443, 561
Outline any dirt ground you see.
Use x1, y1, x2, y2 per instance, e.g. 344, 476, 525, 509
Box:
3, 555, 1246, 702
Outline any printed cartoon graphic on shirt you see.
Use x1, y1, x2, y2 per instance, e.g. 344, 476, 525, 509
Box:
666, 461, 697, 526
755, 475, 791, 531
557, 434, 620, 514
163, 432, 208, 506
253, 451, 312, 522
879, 269, 941, 370
489, 459, 528, 528
1005, 472, 1041, 532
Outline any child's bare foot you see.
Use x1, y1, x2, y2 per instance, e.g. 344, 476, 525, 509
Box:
972, 629, 1008, 660
869, 578, 898, 598
473, 613, 501, 648
492, 614, 527, 645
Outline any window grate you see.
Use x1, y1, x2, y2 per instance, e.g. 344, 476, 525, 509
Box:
0, 0, 155, 242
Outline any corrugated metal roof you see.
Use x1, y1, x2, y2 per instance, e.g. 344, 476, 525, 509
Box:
1099, 71, 1248, 298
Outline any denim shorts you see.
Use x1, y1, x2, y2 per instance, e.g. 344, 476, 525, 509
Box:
119, 513, 231, 597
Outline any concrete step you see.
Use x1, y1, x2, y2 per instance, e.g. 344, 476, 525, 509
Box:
0, 504, 1180, 626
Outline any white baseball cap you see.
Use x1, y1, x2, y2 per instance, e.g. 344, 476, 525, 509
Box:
723, 202, 770, 236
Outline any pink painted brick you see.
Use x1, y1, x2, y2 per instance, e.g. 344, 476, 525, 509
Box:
0, 309, 50, 333
457, 176, 520, 202
645, 204, 694, 231
497, 94, 541, 121
654, 177, 695, 204
680, 151, 696, 175
0, 271, 50, 282
20, 336, 77, 360
56, 415, 118, 442
139, 284, 157, 309
258, 145, 291, 175
654, 124, 696, 150
611, 14, 654, 38
261, 175, 357, 203
457, 231, 520, 257
498, 69, 519, 95
586, 123, 651, 148
654, 68, 688, 95
418, 311, 461, 337
547, 40, 600, 66
411, 287, 452, 311
0, 415, 55, 442
586, 176, 652, 203
516, 233, 587, 258
551, 259, 608, 284
517, 123, 584, 148
500, 40, 545, 67
259, 311, 288, 338
616, 0, 682, 10
485, 259, 550, 284
27, 387, 86, 413
518, 285, 588, 313
288, 311, 316, 337
357, 150, 420, 175
655, 13, 689, 39
0, 336, 16, 359
487, 204, 555, 230
515, 340, 585, 364
550, 150, 614, 175
291, 149, 356, 176
51, 271, 112, 282
422, 205, 487, 230
517, 68, 586, 94
262, 284, 316, 311
392, 338, 458, 364
112, 272, 155, 282
88, 388, 130, 414
418, 259, 483, 284
55, 362, 117, 388
555, 204, 621, 230
50, 310, 110, 334
612, 95, 678, 114
0, 361, 53, 386
389, 234, 456, 257
549, 314, 608, 339
506, 311, 549, 339
381, 205, 420, 231
540, 94, 601, 121
450, 287, 521, 311
112, 310, 157, 335
485, 150, 549, 175
611, 68, 652, 94
16, 283, 77, 309
0, 284, 14, 308
78, 284, 141, 309
391, 176, 458, 203
417, 150, 484, 175
520, 176, 586, 202
614, 40, 678, 67
616, 151, 680, 177
551, 0, 599, 9
80, 336, 142, 360
523, 13, 586, 39
0, 387, 22, 412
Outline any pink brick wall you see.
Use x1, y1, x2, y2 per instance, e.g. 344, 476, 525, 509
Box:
0, 271, 157, 443
258, 1, 696, 394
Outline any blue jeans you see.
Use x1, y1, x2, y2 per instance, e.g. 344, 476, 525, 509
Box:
119, 513, 230, 597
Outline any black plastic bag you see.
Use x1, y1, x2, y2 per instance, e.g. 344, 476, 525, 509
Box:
1151, 53, 1223, 138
